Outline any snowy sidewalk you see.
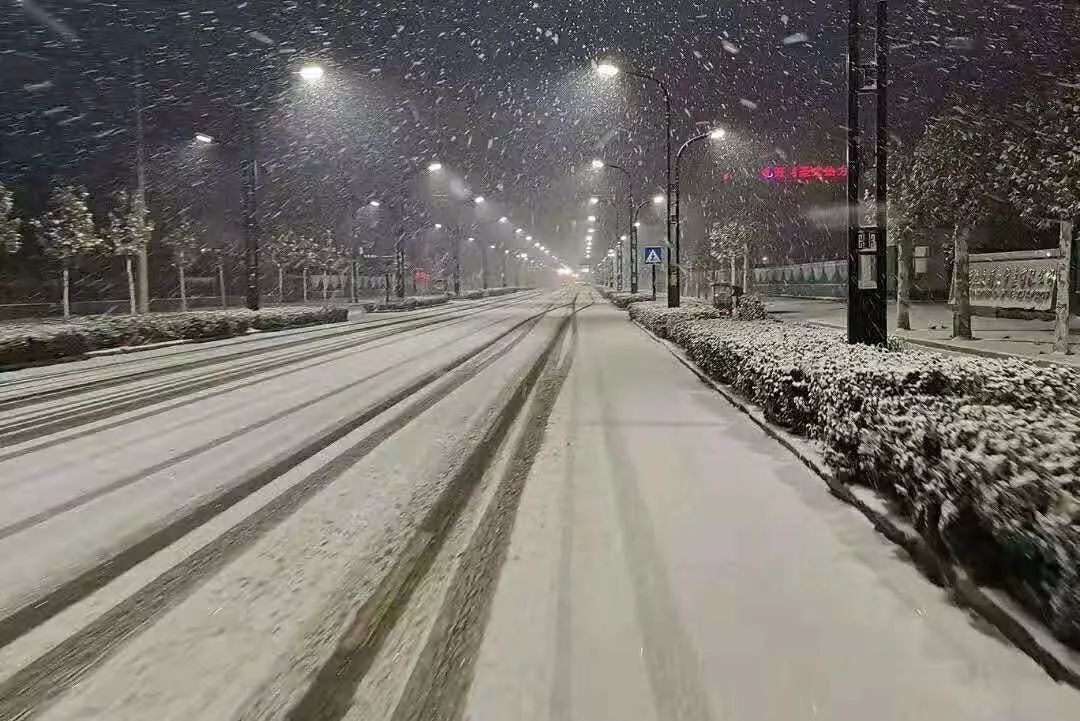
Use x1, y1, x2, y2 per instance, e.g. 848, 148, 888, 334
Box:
464, 301, 1080, 721
766, 297, 1080, 366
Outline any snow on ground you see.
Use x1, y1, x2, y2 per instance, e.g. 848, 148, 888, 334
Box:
466, 300, 1080, 721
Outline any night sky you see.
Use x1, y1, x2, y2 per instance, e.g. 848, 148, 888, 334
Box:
1, 0, 1075, 263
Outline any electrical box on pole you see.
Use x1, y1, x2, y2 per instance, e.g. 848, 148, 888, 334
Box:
846, 0, 888, 345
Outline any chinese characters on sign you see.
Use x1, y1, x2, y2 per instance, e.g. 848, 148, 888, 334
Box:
759, 164, 848, 183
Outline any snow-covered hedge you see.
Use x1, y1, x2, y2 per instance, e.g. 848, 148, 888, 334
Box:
629, 302, 722, 339
608, 291, 651, 309
733, 293, 769, 321
631, 303, 1080, 648
370, 294, 450, 312
455, 287, 525, 300
846, 398, 1080, 645
0, 306, 347, 367
483, 286, 527, 297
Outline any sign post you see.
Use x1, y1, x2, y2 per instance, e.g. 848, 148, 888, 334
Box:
644, 246, 664, 301
846, 0, 889, 345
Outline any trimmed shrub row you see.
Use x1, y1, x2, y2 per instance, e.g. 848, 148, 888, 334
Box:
608, 291, 652, 309
457, 286, 527, 300
0, 306, 348, 367
368, 294, 450, 312
629, 301, 1080, 648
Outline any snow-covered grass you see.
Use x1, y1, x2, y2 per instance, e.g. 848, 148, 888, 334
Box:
630, 301, 1080, 648
0, 306, 348, 367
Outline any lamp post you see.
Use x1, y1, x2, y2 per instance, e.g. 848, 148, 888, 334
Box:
592, 159, 637, 292
672, 128, 725, 306
597, 62, 674, 304
237, 63, 326, 310
365, 160, 442, 299
469, 215, 509, 290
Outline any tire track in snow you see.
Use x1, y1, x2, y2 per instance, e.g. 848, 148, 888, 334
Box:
0, 299, 569, 721
0, 295, 539, 452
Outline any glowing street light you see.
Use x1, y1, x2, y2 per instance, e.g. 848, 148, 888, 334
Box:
525, 235, 533, 241
474, 195, 485, 204
368, 200, 381, 207
652, 194, 665, 205
434, 223, 443, 229
428, 161, 443, 172
194, 132, 214, 144
498, 216, 509, 224
587, 215, 596, 222
591, 158, 605, 170
467, 236, 475, 243
299, 64, 325, 83
515, 228, 523, 234
589, 197, 599, 205
596, 62, 621, 78
709, 127, 727, 140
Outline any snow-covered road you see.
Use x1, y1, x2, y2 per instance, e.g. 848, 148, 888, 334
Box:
0, 289, 579, 720
1, 290, 1077, 720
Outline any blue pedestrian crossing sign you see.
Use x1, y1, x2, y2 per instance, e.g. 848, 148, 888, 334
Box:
643, 246, 664, 265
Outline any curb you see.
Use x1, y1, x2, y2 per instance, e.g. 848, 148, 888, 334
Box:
631, 317, 1080, 691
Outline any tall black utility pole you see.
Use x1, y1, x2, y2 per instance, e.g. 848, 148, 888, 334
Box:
242, 122, 260, 311
846, 0, 888, 345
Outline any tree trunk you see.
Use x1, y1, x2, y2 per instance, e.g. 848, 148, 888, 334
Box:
137, 247, 150, 314
1055, 219, 1074, 354
178, 265, 188, 312
951, 226, 972, 339
125, 256, 137, 315
741, 242, 752, 293
218, 262, 227, 308
302, 266, 308, 302
278, 265, 285, 303
897, 233, 913, 330
729, 256, 737, 288
61, 264, 71, 319
322, 271, 329, 301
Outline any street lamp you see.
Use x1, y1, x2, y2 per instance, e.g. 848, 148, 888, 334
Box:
591, 158, 605, 169
368, 199, 381, 207
652, 194, 665, 205
589, 197, 599, 205
596, 61, 674, 303
194, 132, 214, 144
498, 216, 509, 224
428, 161, 443, 172
671, 127, 727, 305
298, 64, 325, 82
592, 159, 637, 292
474, 196, 485, 204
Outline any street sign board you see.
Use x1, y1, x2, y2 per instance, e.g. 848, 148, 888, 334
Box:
643, 246, 664, 265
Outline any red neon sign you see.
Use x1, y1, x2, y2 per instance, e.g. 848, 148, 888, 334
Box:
759, 164, 848, 183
